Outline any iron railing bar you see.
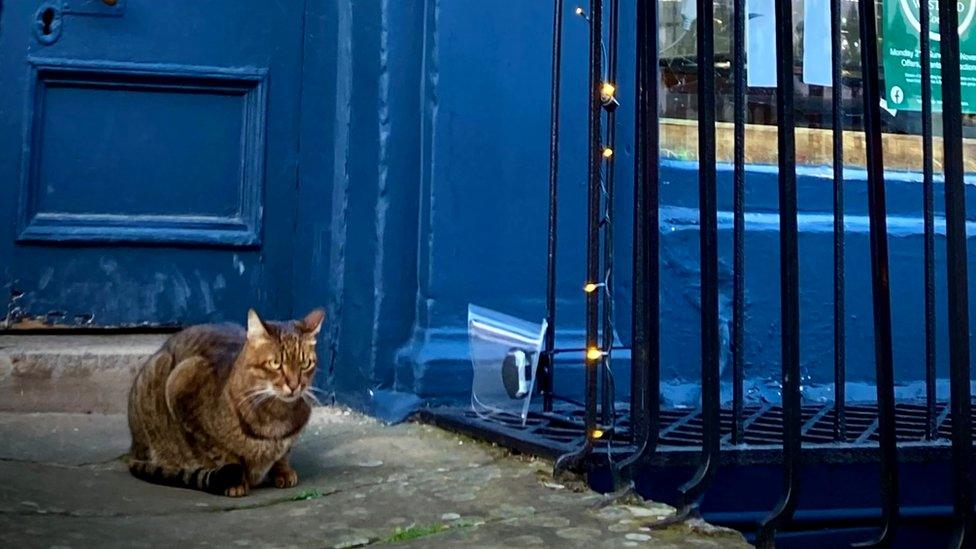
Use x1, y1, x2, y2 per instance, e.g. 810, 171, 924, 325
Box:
938, 0, 974, 545
541, 0, 564, 414
920, 0, 937, 441
855, 418, 880, 445
851, 0, 901, 544
584, 0, 603, 454
620, 0, 660, 472
657, 409, 700, 440
600, 0, 620, 429
756, 0, 801, 545
730, 0, 746, 446
801, 405, 833, 437
829, 0, 847, 443
668, 0, 721, 519
721, 404, 770, 446
642, 0, 662, 466
553, 0, 603, 475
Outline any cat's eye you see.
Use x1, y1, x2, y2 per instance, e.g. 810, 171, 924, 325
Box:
267, 359, 281, 370
302, 360, 316, 371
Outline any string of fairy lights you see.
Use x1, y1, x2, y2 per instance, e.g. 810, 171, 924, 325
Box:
574, 3, 617, 443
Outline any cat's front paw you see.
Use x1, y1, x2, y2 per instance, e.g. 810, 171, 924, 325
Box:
224, 480, 250, 497
209, 463, 248, 497
272, 466, 299, 489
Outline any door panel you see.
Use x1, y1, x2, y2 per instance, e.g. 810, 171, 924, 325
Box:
1, 1, 305, 327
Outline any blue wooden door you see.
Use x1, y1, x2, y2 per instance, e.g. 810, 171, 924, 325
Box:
0, 0, 306, 327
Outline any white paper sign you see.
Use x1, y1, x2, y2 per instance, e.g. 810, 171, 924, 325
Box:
802, 0, 833, 86
746, 0, 777, 88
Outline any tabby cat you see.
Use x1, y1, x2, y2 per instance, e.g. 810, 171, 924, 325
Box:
127, 308, 325, 497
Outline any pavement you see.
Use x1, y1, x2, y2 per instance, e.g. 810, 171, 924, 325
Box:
0, 407, 751, 548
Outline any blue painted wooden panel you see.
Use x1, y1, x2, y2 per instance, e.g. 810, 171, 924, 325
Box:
0, 0, 307, 327
18, 59, 267, 246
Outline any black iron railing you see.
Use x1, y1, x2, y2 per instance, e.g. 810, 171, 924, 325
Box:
423, 0, 975, 546
939, 0, 974, 544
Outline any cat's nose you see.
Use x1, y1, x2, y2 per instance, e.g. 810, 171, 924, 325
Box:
281, 385, 294, 396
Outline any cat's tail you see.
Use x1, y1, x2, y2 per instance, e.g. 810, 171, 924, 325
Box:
128, 459, 244, 495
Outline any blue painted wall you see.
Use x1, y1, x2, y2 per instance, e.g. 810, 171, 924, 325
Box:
321, 0, 976, 418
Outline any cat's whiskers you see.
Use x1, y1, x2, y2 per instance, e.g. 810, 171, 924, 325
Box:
238, 387, 276, 410
250, 391, 277, 409
237, 387, 268, 404
237, 390, 260, 408
301, 390, 322, 406
302, 386, 328, 406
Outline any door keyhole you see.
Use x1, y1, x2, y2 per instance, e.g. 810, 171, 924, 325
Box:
40, 8, 55, 35
33, 4, 62, 44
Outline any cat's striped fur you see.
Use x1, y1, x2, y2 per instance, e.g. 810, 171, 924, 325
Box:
127, 308, 325, 497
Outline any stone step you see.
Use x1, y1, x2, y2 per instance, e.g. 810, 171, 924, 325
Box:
0, 334, 168, 413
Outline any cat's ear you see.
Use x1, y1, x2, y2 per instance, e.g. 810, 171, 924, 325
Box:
247, 309, 271, 341
300, 308, 326, 339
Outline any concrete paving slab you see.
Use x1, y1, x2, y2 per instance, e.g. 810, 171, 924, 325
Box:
0, 412, 130, 465
0, 408, 751, 548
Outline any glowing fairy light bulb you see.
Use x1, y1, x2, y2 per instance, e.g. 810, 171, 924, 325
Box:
583, 282, 599, 293
601, 82, 616, 98
586, 347, 604, 361
590, 428, 605, 439
602, 147, 614, 159
575, 6, 584, 16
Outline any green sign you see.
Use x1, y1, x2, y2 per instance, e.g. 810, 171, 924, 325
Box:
883, 0, 976, 113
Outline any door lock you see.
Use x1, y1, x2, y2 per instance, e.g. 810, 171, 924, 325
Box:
33, 4, 62, 44
34, 0, 127, 45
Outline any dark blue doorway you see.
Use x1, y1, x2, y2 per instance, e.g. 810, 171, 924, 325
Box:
1, 0, 309, 327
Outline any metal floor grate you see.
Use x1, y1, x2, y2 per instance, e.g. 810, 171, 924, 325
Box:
419, 400, 970, 466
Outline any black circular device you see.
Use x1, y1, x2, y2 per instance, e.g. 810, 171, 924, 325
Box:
501, 348, 533, 399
